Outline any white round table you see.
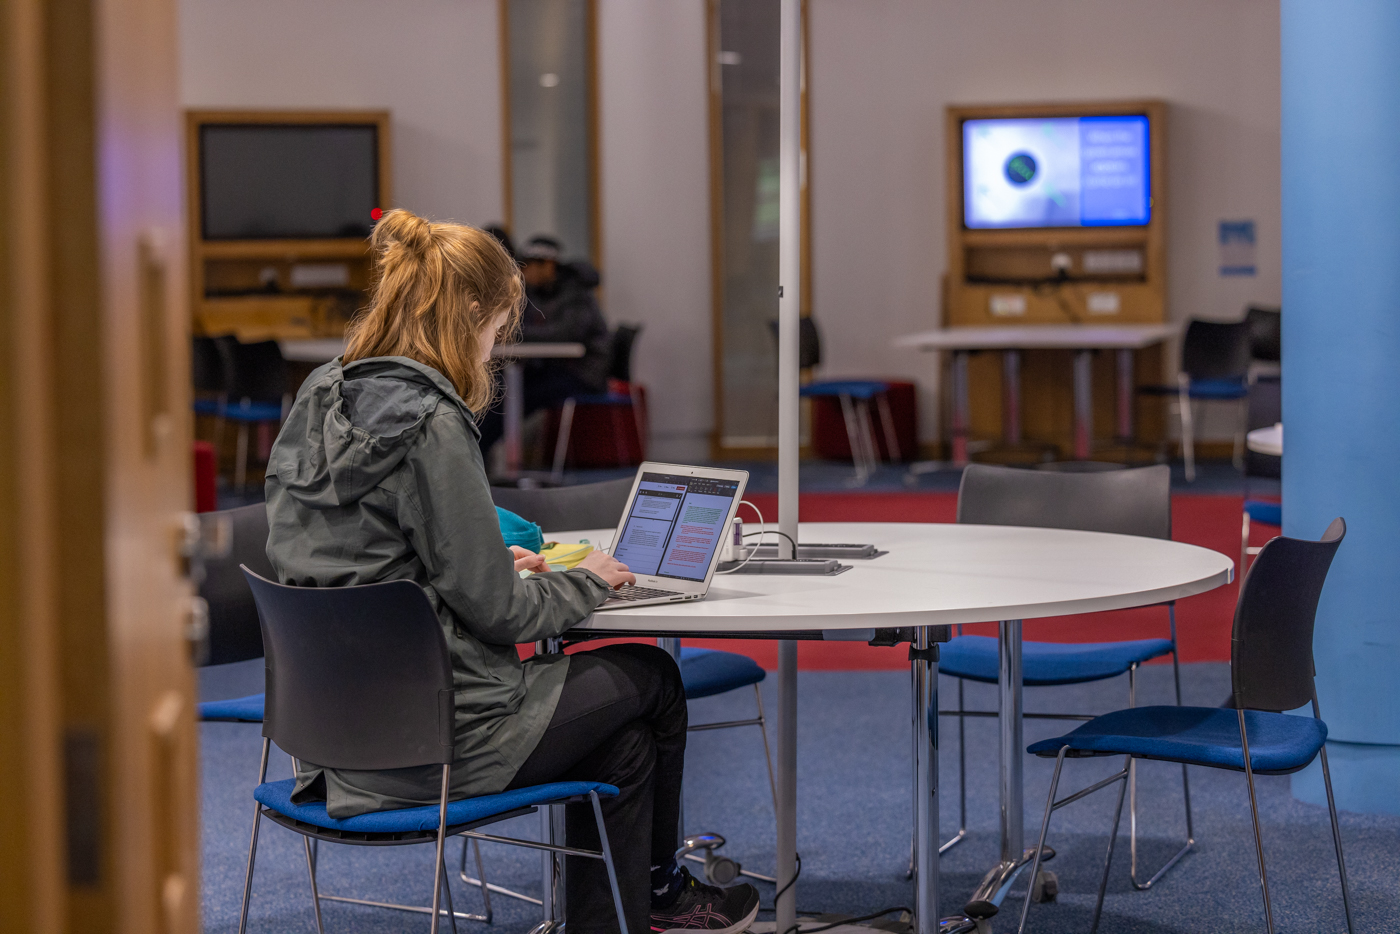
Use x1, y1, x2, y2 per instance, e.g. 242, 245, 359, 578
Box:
1247, 423, 1283, 457
548, 522, 1234, 933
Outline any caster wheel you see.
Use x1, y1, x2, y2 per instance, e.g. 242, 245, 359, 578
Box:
703, 854, 741, 886
1031, 868, 1059, 903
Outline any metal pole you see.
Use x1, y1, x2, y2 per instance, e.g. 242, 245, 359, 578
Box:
1003, 349, 1022, 445
1072, 350, 1094, 459
776, 640, 799, 934
999, 619, 1024, 861
911, 628, 940, 934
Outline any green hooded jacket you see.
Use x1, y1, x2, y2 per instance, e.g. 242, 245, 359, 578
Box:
264, 355, 610, 817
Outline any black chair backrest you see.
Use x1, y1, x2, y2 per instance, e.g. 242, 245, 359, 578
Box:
200, 504, 274, 666
193, 336, 226, 394
610, 324, 642, 383
242, 568, 455, 771
1231, 518, 1345, 712
1246, 305, 1281, 363
1244, 377, 1281, 480
766, 317, 822, 369
958, 463, 1171, 540
1180, 319, 1253, 381
491, 476, 636, 533
217, 336, 288, 402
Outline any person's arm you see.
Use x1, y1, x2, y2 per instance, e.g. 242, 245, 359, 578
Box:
519, 290, 605, 345
398, 407, 607, 645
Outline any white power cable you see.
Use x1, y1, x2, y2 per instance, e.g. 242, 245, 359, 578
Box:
714, 499, 765, 575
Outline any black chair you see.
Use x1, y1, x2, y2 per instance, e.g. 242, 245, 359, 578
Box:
1241, 377, 1282, 572
196, 504, 273, 723
1015, 519, 1352, 934
491, 477, 636, 534
1246, 304, 1281, 364
1138, 319, 1253, 481
214, 337, 291, 490
552, 325, 647, 478
936, 464, 1191, 891
237, 568, 629, 934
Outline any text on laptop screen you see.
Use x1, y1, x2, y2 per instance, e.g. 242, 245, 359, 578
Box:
612, 473, 742, 581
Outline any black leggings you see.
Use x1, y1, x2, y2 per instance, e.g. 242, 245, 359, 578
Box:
507, 643, 688, 934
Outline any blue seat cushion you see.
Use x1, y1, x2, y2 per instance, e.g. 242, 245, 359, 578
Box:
570, 393, 633, 406
679, 647, 766, 699
940, 635, 1173, 686
254, 778, 619, 834
799, 380, 889, 401
1027, 706, 1327, 775
222, 400, 284, 422
193, 398, 223, 416
1187, 377, 1248, 400
1244, 500, 1282, 527
198, 693, 266, 723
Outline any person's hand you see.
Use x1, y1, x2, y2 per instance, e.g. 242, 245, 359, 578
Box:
511, 546, 548, 574
578, 549, 636, 589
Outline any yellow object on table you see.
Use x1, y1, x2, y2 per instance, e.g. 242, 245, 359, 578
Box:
538, 541, 594, 570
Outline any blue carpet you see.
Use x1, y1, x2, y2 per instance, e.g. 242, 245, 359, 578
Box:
201, 661, 1392, 933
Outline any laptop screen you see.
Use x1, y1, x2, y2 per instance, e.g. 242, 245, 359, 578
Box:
612, 472, 742, 581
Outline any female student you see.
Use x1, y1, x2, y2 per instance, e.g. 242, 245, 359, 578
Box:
264, 209, 759, 934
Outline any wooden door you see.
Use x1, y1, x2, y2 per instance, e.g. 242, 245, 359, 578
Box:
1, 0, 199, 931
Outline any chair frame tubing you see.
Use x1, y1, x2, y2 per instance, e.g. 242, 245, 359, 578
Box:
238, 738, 629, 934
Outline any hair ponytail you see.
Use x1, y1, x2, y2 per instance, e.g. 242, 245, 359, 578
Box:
344, 209, 523, 413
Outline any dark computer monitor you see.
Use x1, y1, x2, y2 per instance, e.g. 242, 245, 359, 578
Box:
962, 114, 1150, 230
199, 123, 380, 240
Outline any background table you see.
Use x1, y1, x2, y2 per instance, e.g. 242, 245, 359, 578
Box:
1247, 422, 1283, 456
894, 325, 1177, 462
553, 521, 1233, 933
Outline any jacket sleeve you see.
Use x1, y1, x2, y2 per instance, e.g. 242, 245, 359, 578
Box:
519, 289, 607, 345
398, 406, 610, 645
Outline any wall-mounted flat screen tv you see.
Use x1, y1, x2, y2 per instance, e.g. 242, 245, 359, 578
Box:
200, 124, 379, 240
962, 115, 1149, 229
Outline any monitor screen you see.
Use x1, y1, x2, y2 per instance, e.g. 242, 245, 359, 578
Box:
611, 473, 742, 582
962, 115, 1149, 229
200, 124, 379, 240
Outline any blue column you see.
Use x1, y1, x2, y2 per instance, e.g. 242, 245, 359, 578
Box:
1282, 0, 1400, 813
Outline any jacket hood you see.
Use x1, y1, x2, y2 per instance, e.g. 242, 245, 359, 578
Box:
268, 356, 479, 508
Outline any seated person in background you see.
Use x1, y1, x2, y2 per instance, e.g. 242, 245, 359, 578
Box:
476, 234, 612, 460
264, 209, 759, 934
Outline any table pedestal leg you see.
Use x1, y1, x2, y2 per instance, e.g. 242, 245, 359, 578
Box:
1115, 349, 1135, 444
910, 628, 940, 934
503, 360, 524, 478
775, 641, 799, 934
1072, 351, 1094, 460
1002, 350, 1022, 446
950, 351, 971, 466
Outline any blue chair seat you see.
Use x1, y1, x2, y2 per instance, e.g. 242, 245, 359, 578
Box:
193, 398, 224, 416
799, 380, 889, 401
940, 634, 1173, 686
1186, 377, 1249, 400
1245, 500, 1282, 527
679, 647, 766, 699
254, 777, 619, 834
198, 692, 266, 723
223, 400, 284, 422
1027, 705, 1327, 775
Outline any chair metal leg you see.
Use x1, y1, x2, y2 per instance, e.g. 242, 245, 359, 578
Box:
237, 738, 272, 934
303, 836, 327, 934
838, 393, 871, 485
753, 684, 778, 813
1313, 692, 1355, 934
876, 391, 901, 461
439, 855, 460, 934
591, 790, 630, 934
1016, 747, 1066, 934
1240, 509, 1252, 574
551, 399, 576, 484
1089, 758, 1131, 934
1238, 709, 1276, 934
455, 836, 501, 919
430, 765, 451, 934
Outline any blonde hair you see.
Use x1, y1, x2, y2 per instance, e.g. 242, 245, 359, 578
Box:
344, 209, 523, 412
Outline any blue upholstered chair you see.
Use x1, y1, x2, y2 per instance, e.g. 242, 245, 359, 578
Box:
238, 568, 630, 934
1137, 319, 1253, 481
1014, 519, 1352, 934
211, 337, 292, 491
936, 464, 1191, 892
799, 380, 901, 486
662, 642, 775, 885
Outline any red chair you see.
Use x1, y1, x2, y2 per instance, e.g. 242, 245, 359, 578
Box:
548, 325, 647, 477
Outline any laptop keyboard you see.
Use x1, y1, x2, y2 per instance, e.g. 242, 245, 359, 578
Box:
603, 585, 683, 604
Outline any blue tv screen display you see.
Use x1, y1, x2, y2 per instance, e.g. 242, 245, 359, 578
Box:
962, 115, 1150, 229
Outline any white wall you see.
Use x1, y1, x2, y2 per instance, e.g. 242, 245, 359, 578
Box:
808, 0, 1282, 442
180, 0, 505, 227
596, 0, 713, 461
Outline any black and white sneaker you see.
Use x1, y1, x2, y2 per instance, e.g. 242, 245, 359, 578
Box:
649, 867, 760, 934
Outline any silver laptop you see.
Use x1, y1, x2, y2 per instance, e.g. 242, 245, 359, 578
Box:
594, 462, 749, 610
